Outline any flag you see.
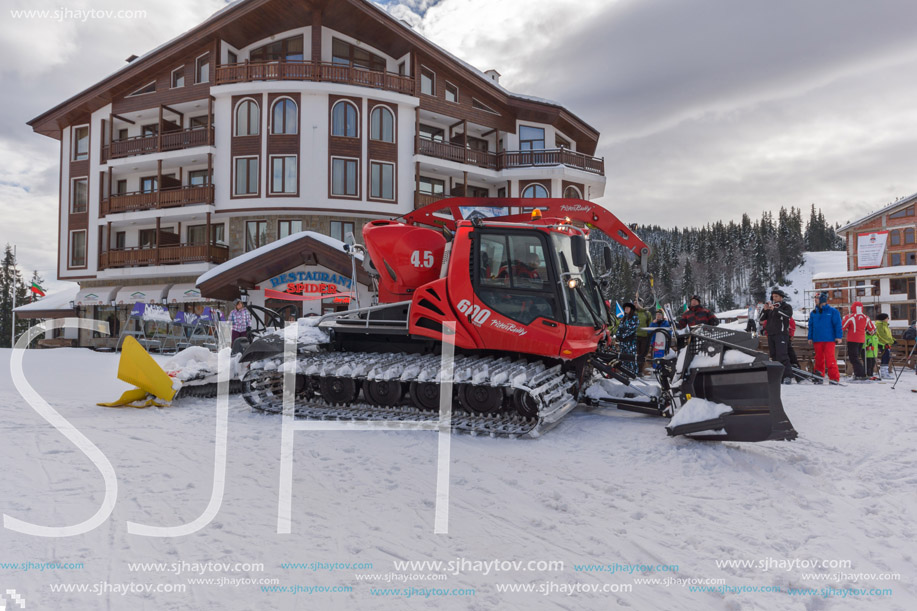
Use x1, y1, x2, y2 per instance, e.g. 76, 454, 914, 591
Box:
615, 301, 625, 318
680, 302, 688, 313
30, 281, 46, 297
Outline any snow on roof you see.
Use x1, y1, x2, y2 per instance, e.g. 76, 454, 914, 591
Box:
13, 284, 80, 313
812, 265, 917, 280
837, 191, 917, 233
196, 231, 359, 286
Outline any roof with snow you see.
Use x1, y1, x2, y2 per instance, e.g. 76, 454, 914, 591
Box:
14, 284, 80, 319
837, 191, 917, 234
812, 264, 917, 281
196, 231, 370, 301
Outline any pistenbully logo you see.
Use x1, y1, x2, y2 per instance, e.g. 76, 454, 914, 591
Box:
0, 589, 26, 610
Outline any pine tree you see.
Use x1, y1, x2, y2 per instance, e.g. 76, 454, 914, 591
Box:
0, 245, 29, 348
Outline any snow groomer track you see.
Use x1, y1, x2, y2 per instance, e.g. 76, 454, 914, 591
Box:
242, 351, 579, 438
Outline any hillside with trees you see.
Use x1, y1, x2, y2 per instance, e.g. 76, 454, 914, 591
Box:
593, 205, 845, 310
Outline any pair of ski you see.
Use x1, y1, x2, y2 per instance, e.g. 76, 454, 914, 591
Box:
790, 367, 846, 386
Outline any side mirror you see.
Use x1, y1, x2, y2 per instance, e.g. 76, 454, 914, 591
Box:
571, 234, 588, 268
603, 244, 613, 270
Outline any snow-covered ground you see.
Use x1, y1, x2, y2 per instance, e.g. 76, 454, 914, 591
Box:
0, 348, 914, 610
778, 251, 848, 306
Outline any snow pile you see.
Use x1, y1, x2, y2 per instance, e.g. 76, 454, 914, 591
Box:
161, 346, 242, 382
722, 349, 757, 365
777, 251, 847, 304
261, 316, 331, 346
667, 397, 734, 429
141, 304, 172, 323
584, 378, 660, 401
688, 353, 721, 369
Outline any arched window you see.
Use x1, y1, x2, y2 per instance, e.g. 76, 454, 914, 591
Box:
271, 98, 297, 135
562, 185, 581, 199
522, 183, 548, 198
370, 106, 394, 142
331, 101, 358, 137
234, 99, 260, 136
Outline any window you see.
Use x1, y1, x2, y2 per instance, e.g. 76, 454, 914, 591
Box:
227, 50, 238, 64
189, 116, 208, 130
464, 185, 489, 198
445, 82, 458, 103
519, 126, 546, 150
856, 281, 866, 297
139, 229, 157, 248
909, 252, 917, 266
331, 158, 358, 196
556, 134, 571, 149
370, 106, 394, 142
397, 62, 405, 76
195, 54, 210, 84
419, 124, 444, 142
906, 228, 915, 244
472, 98, 499, 114
889, 205, 915, 219
72, 126, 89, 161
370, 161, 394, 200
890, 278, 908, 294
250, 36, 303, 62
142, 124, 159, 137
117, 128, 129, 140
71, 178, 88, 213
891, 253, 903, 266
270, 155, 297, 194
127, 81, 155, 97
271, 98, 298, 135
872, 279, 881, 296
331, 101, 358, 137
420, 66, 435, 95
278, 220, 303, 239
234, 157, 259, 196
188, 224, 225, 245
419, 176, 445, 196
188, 170, 208, 186
171, 66, 184, 88
69, 230, 87, 267
890, 230, 900, 246
563, 185, 582, 199
235, 99, 260, 136
891, 303, 917, 322
245, 221, 267, 252
331, 221, 355, 242
140, 176, 158, 193
116, 179, 127, 195
466, 136, 489, 152
522, 183, 548, 198
331, 38, 385, 71
115, 231, 126, 249
475, 232, 557, 325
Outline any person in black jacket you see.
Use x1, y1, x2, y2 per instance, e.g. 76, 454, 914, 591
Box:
759, 288, 793, 383
676, 295, 719, 329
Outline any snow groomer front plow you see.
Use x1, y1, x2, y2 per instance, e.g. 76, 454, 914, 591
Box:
587, 324, 798, 442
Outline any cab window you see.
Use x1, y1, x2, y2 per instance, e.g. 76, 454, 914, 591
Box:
475, 232, 557, 325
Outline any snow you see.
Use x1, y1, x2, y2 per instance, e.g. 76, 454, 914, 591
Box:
667, 398, 734, 429
722, 349, 757, 365
1, 347, 916, 610
584, 378, 660, 400
141, 304, 173, 323
161, 347, 243, 383
13, 284, 80, 313
813, 264, 917, 281
196, 231, 359, 286
259, 316, 331, 346
777, 251, 847, 303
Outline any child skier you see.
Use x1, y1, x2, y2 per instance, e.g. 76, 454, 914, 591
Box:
649, 310, 671, 370
864, 328, 879, 380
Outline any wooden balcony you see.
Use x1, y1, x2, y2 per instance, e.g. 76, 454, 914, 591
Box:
416, 137, 605, 175
101, 185, 214, 216
214, 61, 415, 95
414, 193, 456, 209
104, 127, 213, 160
99, 243, 229, 270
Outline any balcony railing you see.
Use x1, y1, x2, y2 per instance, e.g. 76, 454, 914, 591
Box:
104, 127, 213, 160
101, 185, 214, 216
99, 243, 229, 270
214, 61, 415, 95
414, 193, 456, 209
416, 137, 605, 175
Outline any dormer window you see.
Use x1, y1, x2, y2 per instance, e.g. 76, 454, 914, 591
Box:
171, 66, 185, 88
127, 81, 156, 97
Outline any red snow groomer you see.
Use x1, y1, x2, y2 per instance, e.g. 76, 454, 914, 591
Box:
241, 198, 796, 441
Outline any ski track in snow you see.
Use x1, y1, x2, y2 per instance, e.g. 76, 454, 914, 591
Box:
0, 348, 914, 610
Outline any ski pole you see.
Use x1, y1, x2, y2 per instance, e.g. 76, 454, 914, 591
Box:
891, 338, 917, 390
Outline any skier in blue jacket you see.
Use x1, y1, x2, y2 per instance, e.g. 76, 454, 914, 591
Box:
807, 291, 843, 382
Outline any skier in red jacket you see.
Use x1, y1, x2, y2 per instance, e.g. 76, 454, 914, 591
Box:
842, 301, 875, 380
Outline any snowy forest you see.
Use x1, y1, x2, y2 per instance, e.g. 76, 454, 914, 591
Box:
593, 204, 845, 311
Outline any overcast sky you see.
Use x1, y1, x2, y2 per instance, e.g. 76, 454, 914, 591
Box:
3, 0, 917, 290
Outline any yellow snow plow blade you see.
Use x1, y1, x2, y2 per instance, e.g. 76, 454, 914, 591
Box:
97, 336, 179, 407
